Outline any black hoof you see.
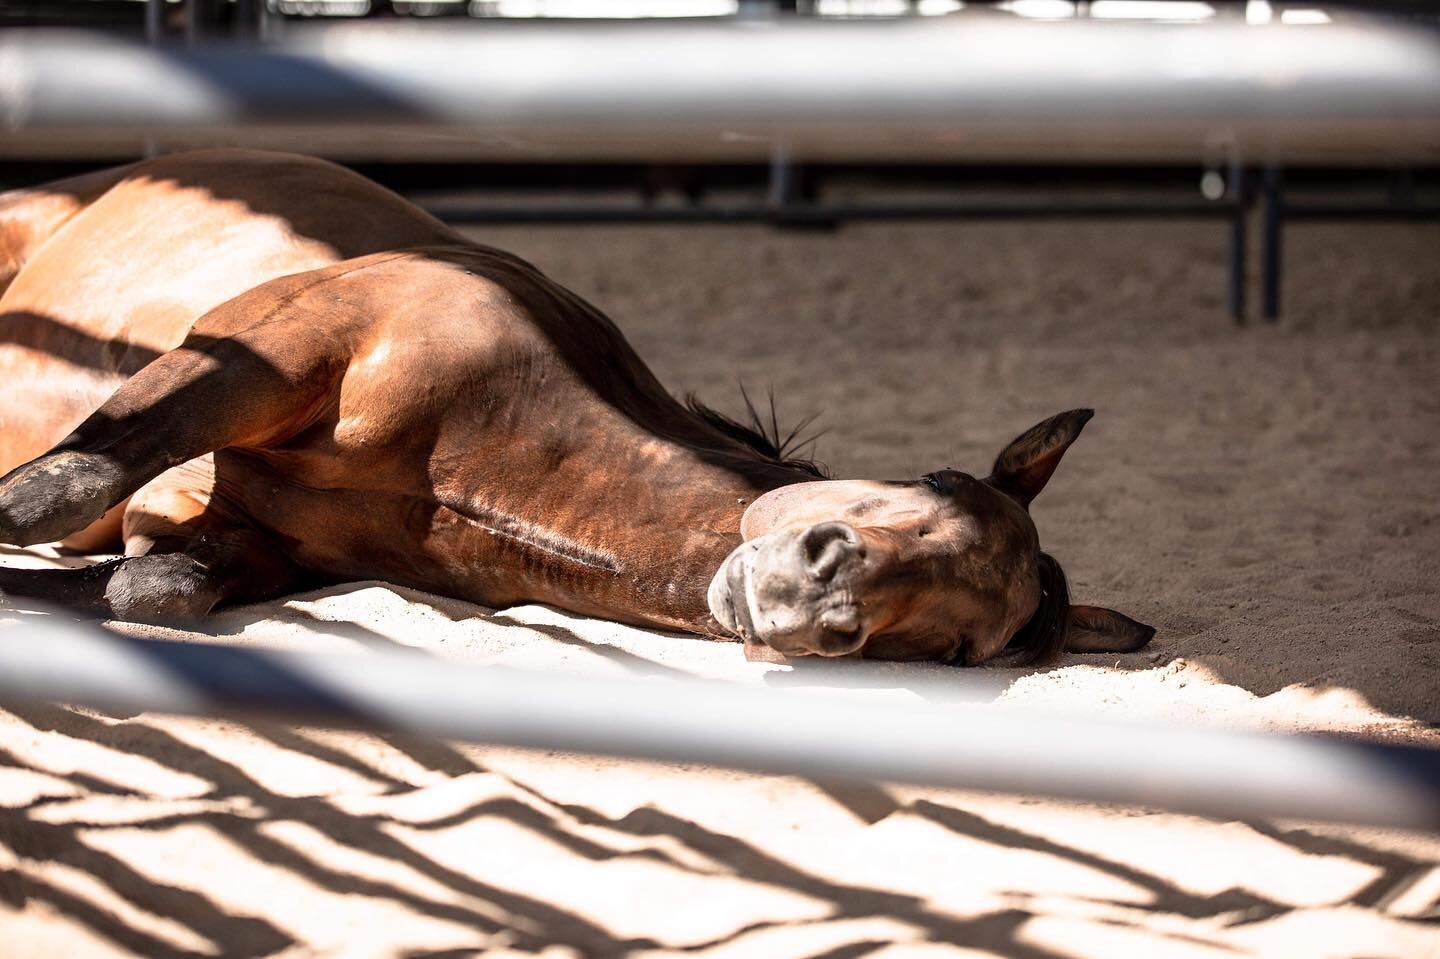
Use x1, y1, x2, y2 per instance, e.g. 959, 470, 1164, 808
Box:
0, 451, 127, 547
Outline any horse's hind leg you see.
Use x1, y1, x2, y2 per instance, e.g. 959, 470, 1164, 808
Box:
0, 304, 338, 549
0, 449, 132, 547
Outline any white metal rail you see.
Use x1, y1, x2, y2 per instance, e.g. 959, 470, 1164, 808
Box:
1, 610, 1437, 831
2, 14, 1439, 163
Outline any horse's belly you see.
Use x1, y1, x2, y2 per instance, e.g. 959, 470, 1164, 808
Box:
206, 446, 468, 596
210, 435, 603, 613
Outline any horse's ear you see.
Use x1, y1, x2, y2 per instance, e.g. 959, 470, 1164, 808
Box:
987, 408, 1094, 507
1066, 605, 1156, 654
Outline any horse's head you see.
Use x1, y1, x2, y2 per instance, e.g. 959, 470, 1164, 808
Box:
707, 409, 1153, 665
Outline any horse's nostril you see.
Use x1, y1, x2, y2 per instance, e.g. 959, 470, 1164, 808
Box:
800, 521, 863, 581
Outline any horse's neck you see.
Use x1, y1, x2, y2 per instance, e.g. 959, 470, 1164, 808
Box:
450, 419, 802, 635
436, 272, 812, 632
572, 436, 802, 634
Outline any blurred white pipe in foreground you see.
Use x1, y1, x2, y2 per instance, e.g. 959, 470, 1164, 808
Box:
0, 610, 1437, 831
1, 13, 1437, 163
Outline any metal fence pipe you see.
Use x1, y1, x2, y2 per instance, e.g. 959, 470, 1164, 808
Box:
0, 612, 1437, 832
3, 15, 1439, 164
1280, 202, 1440, 220
420, 198, 1242, 225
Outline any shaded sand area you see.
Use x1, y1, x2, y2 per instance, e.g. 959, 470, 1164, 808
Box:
2, 213, 1439, 956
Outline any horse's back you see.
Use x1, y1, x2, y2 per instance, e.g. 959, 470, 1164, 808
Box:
0, 149, 461, 475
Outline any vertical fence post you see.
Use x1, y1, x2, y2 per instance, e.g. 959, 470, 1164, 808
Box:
145, 0, 166, 159
1227, 161, 1248, 325
187, 0, 217, 47
1262, 164, 1284, 322
145, 0, 165, 44
768, 144, 795, 213
236, 0, 260, 40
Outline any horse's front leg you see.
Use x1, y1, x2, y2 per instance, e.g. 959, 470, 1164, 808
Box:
0, 533, 303, 623
1, 457, 309, 623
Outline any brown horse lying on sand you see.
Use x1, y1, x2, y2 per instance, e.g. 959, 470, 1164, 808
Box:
0, 149, 1152, 665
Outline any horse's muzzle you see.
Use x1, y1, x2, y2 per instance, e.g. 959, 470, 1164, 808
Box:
707, 521, 869, 657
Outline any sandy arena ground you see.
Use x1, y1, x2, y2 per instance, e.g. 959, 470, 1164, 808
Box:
2, 212, 1439, 958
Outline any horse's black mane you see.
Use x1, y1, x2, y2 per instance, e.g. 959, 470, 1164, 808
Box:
1003, 550, 1070, 666
684, 385, 830, 479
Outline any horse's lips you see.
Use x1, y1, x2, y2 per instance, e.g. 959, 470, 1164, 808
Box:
707, 540, 762, 641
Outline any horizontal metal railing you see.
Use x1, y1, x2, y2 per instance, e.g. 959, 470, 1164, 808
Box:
3, 14, 1439, 164
1, 609, 1437, 832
